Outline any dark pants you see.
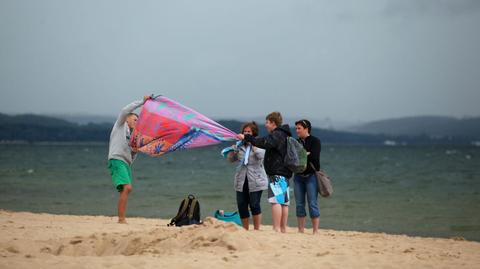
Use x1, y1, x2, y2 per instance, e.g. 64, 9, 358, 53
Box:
236, 176, 263, 219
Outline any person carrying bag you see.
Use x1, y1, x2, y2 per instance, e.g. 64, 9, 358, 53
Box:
293, 119, 323, 234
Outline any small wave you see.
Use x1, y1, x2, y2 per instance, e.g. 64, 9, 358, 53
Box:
450, 225, 480, 232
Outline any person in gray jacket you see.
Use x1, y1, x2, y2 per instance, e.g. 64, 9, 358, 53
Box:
108, 95, 151, 224
227, 122, 268, 230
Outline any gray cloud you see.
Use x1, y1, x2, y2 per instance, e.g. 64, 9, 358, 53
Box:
383, 0, 480, 17
0, 0, 479, 124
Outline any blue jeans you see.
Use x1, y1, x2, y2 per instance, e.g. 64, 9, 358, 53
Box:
294, 174, 320, 218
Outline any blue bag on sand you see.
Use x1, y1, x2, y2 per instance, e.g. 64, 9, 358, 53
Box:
213, 210, 242, 226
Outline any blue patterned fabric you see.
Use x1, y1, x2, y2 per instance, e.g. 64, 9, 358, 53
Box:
267, 175, 290, 205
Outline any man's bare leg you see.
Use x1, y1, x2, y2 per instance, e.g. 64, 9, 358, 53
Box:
118, 184, 132, 223
271, 204, 281, 232
280, 205, 289, 233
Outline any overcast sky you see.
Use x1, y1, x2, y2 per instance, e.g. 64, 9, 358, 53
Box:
1, 0, 479, 124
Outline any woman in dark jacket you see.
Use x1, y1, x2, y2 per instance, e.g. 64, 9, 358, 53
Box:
293, 119, 321, 234
237, 112, 292, 233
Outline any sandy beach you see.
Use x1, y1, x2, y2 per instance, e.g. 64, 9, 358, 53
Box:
1, 210, 479, 269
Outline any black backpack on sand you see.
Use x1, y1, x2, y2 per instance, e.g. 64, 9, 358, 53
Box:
168, 194, 201, 227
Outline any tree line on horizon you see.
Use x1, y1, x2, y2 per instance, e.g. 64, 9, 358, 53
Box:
0, 113, 478, 145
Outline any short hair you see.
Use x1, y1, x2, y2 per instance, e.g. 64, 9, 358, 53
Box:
266, 112, 282, 127
295, 119, 312, 134
127, 113, 138, 119
241, 121, 259, 137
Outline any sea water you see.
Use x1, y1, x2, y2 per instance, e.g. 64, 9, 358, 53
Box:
0, 144, 479, 241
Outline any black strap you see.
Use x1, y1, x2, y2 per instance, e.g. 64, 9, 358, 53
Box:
187, 198, 197, 219
309, 162, 319, 172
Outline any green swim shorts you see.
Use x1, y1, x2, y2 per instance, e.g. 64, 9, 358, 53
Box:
108, 159, 133, 192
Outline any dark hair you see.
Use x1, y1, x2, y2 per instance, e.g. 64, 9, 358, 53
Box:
266, 112, 282, 127
295, 119, 312, 134
127, 113, 138, 118
241, 121, 259, 137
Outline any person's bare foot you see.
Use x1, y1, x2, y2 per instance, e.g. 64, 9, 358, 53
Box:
118, 219, 127, 224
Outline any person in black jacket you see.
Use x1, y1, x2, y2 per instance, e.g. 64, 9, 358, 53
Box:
237, 112, 292, 233
293, 119, 321, 234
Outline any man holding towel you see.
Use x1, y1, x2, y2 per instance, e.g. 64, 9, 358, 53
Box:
108, 95, 151, 224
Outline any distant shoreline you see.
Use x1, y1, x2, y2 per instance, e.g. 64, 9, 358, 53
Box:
0, 140, 108, 146
2, 113, 479, 145
1, 140, 479, 147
